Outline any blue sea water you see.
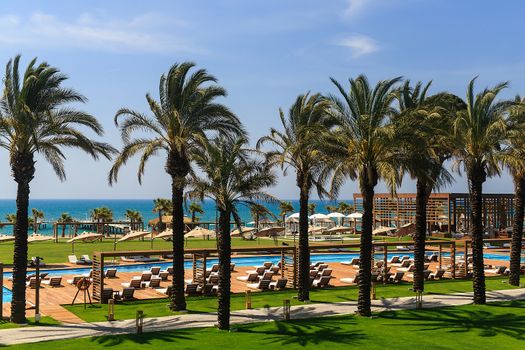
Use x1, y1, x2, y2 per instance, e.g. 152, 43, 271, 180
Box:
0, 198, 347, 236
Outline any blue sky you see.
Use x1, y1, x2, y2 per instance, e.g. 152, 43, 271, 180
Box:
0, 0, 523, 199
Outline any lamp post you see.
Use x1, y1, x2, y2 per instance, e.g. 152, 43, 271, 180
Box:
34, 256, 43, 323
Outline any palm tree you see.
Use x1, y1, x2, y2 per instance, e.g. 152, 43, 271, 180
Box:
452, 78, 512, 304
501, 95, 525, 286
57, 212, 74, 238
5, 214, 16, 224
125, 209, 143, 231
91, 207, 114, 234
188, 202, 204, 222
308, 202, 317, 216
257, 93, 333, 302
325, 204, 337, 213
393, 81, 463, 292
278, 201, 294, 225
326, 75, 402, 316
188, 136, 276, 330
109, 62, 242, 312
250, 202, 275, 229
337, 202, 353, 215
31, 208, 44, 234
152, 198, 172, 232
0, 55, 114, 323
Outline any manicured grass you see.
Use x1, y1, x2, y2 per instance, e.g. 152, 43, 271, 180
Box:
0, 316, 59, 329
9, 300, 525, 349
64, 276, 518, 322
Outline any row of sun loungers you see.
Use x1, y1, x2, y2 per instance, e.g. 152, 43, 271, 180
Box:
68, 255, 92, 265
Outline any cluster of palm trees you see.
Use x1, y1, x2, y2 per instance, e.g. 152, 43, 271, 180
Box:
1, 56, 524, 330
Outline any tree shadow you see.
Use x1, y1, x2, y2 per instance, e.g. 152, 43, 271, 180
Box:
236, 317, 366, 347
378, 304, 525, 340
91, 329, 196, 347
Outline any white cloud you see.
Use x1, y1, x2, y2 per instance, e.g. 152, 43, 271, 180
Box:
343, 0, 378, 19
0, 12, 200, 54
337, 34, 380, 57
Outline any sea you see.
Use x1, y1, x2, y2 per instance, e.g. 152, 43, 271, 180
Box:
0, 199, 350, 236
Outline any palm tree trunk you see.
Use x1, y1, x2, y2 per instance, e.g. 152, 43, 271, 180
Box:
468, 170, 486, 304
217, 207, 231, 330
170, 178, 187, 311
297, 178, 310, 301
413, 178, 431, 292
62, 225, 66, 238
10, 153, 35, 323
509, 175, 525, 286
358, 183, 374, 316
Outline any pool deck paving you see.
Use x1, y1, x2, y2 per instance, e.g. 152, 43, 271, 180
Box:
1, 287, 524, 346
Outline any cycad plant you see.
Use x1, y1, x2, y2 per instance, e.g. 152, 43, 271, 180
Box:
326, 75, 402, 316
452, 78, 512, 303
109, 62, 242, 311
188, 136, 276, 330
0, 55, 114, 323
258, 93, 334, 301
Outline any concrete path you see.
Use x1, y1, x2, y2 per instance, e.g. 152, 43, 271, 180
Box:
1, 288, 524, 346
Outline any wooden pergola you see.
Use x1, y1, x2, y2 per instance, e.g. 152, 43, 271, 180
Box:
353, 193, 515, 234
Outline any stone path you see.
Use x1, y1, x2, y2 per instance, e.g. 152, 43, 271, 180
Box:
1, 288, 524, 346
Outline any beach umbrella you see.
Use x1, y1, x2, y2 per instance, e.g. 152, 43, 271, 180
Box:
117, 230, 151, 242
372, 226, 396, 235
231, 226, 257, 237
327, 212, 346, 225
254, 226, 285, 237
308, 225, 324, 233
153, 228, 174, 240
67, 231, 103, 253
347, 212, 363, 219
27, 234, 53, 243
186, 226, 216, 238
0, 234, 14, 242
287, 212, 300, 219
309, 213, 329, 219
325, 226, 351, 234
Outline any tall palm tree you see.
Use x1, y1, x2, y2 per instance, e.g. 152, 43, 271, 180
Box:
57, 212, 74, 238
250, 202, 274, 229
278, 201, 294, 225
257, 93, 333, 301
326, 75, 402, 316
0, 55, 114, 323
188, 136, 276, 330
109, 62, 242, 311
188, 202, 204, 222
5, 214, 16, 224
91, 207, 114, 234
31, 208, 44, 234
337, 201, 353, 215
501, 95, 525, 286
307, 202, 317, 216
325, 204, 337, 213
393, 81, 462, 292
452, 78, 512, 304
152, 198, 172, 232
125, 209, 143, 231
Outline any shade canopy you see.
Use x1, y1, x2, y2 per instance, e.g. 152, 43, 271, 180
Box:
186, 226, 216, 238
372, 226, 396, 235
254, 226, 285, 237
67, 231, 103, 243
327, 212, 346, 218
0, 234, 14, 242
118, 230, 151, 242
28, 234, 53, 242
348, 212, 363, 219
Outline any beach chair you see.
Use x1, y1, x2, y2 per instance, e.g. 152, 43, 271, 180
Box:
429, 269, 446, 280
207, 274, 219, 285
340, 273, 359, 284
121, 278, 142, 289
203, 283, 217, 295
150, 266, 161, 275
42, 276, 62, 287
486, 266, 506, 275
82, 270, 93, 280
429, 254, 439, 262
312, 275, 331, 288
230, 263, 236, 272
269, 278, 288, 290
185, 283, 201, 296
309, 270, 319, 278
167, 267, 174, 275
237, 272, 259, 282
247, 279, 271, 291
140, 272, 152, 282
483, 242, 498, 249
316, 264, 329, 271
398, 264, 415, 273
105, 268, 118, 278
160, 285, 173, 297
68, 255, 88, 265
119, 287, 135, 301
247, 266, 266, 276
26, 277, 40, 289
158, 271, 169, 281
258, 271, 274, 282
144, 277, 162, 288
271, 261, 281, 274
67, 275, 84, 285
206, 264, 219, 273
80, 255, 93, 264
101, 288, 114, 303
263, 262, 273, 270
375, 261, 384, 268
389, 272, 405, 283
388, 256, 400, 264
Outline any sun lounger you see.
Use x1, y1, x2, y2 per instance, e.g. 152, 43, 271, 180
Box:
157, 271, 169, 281
80, 255, 93, 264
429, 269, 446, 280
150, 266, 161, 275
185, 283, 201, 296
316, 264, 329, 271
389, 271, 405, 283
263, 262, 273, 269
388, 256, 400, 264
68, 255, 89, 265
375, 261, 384, 268
67, 275, 84, 285
247, 266, 266, 276
483, 242, 498, 249
26, 277, 41, 289
42, 276, 62, 287
407, 270, 431, 280
230, 263, 236, 271
144, 277, 162, 288
486, 266, 507, 275
118, 287, 135, 301
269, 278, 287, 290
101, 288, 114, 303
312, 275, 331, 288
396, 246, 410, 251
203, 284, 217, 295
159, 285, 172, 296
105, 268, 118, 278
398, 264, 415, 273
166, 267, 174, 275
207, 274, 219, 284
206, 264, 219, 273
247, 279, 271, 291
121, 278, 142, 289
258, 271, 274, 282
340, 274, 359, 284
237, 272, 259, 282
140, 272, 152, 282
82, 270, 93, 279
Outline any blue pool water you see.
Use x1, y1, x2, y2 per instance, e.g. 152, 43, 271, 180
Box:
1, 251, 519, 303
2, 286, 11, 303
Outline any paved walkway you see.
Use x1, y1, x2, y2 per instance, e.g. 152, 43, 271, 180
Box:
1, 288, 524, 346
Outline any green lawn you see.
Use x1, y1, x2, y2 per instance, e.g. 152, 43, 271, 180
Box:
64, 276, 518, 323
0, 316, 59, 329
8, 300, 525, 349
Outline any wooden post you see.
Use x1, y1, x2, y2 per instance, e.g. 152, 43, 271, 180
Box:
464, 240, 468, 277
451, 241, 456, 279
202, 253, 207, 294
438, 244, 442, 269
383, 244, 388, 284
192, 253, 197, 282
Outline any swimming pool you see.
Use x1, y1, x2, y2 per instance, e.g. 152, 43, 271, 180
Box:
2, 286, 11, 303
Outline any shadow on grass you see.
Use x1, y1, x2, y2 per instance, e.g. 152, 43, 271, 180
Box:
379, 304, 525, 340
91, 329, 196, 347
236, 317, 366, 347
